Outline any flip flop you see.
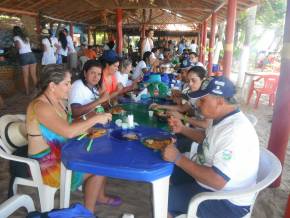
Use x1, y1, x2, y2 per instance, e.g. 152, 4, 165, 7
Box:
95, 196, 122, 207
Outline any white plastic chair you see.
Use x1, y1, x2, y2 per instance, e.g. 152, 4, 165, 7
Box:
0, 194, 35, 218
0, 114, 58, 212
176, 147, 282, 218
246, 114, 258, 126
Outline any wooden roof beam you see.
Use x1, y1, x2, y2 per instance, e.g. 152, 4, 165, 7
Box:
0, 6, 37, 16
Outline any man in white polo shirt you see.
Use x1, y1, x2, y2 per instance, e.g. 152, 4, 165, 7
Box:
164, 76, 260, 218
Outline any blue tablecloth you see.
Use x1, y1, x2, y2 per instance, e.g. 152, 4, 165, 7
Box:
61, 125, 174, 182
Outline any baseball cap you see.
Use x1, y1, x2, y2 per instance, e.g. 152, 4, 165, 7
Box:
101, 50, 121, 63
188, 76, 236, 99
179, 58, 191, 69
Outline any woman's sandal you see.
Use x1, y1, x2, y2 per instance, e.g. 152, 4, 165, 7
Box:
95, 196, 122, 207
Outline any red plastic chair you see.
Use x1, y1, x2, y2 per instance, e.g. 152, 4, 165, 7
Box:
246, 75, 279, 109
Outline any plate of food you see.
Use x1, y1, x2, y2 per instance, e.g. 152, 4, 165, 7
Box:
110, 129, 141, 141
87, 128, 107, 139
141, 136, 173, 150
110, 106, 125, 115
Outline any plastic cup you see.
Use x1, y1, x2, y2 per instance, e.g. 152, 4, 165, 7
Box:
121, 123, 128, 130
148, 110, 154, 117
128, 115, 134, 128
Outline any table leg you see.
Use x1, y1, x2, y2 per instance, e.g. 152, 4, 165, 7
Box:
60, 162, 72, 208
152, 176, 170, 218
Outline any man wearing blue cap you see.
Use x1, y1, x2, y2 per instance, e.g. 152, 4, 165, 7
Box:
164, 76, 260, 218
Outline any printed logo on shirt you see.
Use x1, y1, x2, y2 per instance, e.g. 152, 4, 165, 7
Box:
196, 138, 209, 165
222, 149, 233, 160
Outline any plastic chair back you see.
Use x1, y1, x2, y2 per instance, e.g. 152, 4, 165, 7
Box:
176, 148, 282, 218
260, 75, 279, 92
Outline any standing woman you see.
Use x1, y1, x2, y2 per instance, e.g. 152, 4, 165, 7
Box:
41, 28, 56, 65
57, 31, 68, 64
13, 26, 37, 96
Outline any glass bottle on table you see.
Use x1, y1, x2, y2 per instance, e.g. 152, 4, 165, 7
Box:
153, 83, 159, 103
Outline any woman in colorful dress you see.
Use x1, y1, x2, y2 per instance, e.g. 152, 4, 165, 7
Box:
26, 64, 121, 212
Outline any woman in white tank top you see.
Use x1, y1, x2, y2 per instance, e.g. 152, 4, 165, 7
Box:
13, 26, 38, 96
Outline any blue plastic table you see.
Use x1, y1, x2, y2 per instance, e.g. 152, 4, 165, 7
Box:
60, 125, 174, 218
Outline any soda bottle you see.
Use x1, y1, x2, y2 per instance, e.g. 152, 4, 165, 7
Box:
153, 84, 159, 97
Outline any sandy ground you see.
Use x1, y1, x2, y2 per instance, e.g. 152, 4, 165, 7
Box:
0, 88, 289, 218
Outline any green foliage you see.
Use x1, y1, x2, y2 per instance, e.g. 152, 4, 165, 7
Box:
256, 0, 286, 27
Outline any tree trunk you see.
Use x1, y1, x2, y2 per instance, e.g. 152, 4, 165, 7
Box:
237, 6, 257, 87
213, 22, 225, 64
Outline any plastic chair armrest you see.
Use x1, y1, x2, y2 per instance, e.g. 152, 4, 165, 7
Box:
0, 150, 43, 184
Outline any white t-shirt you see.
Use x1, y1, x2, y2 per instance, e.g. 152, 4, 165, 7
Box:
66, 35, 76, 54
57, 41, 68, 56
142, 38, 153, 55
68, 79, 100, 107
50, 36, 58, 55
115, 71, 132, 87
132, 60, 147, 80
189, 43, 197, 52
195, 111, 259, 206
13, 36, 32, 54
41, 38, 56, 65
190, 61, 204, 68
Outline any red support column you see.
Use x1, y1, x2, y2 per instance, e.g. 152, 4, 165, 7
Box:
199, 23, 204, 62
268, 0, 290, 187
208, 12, 217, 76
116, 8, 123, 55
69, 23, 74, 41
201, 20, 207, 64
223, 0, 237, 78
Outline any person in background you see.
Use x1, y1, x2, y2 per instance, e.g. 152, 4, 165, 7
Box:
116, 58, 141, 94
69, 60, 110, 119
57, 31, 68, 64
141, 29, 154, 57
189, 52, 204, 68
151, 66, 209, 129
100, 50, 122, 100
189, 39, 198, 53
26, 64, 122, 213
13, 26, 37, 96
63, 28, 77, 72
84, 45, 97, 60
178, 38, 186, 55
132, 51, 151, 80
161, 48, 172, 65
48, 29, 59, 61
165, 76, 259, 218
41, 28, 56, 65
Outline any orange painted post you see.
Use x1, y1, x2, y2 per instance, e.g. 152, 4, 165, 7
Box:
268, 0, 290, 187
116, 8, 123, 55
199, 23, 204, 62
69, 23, 74, 41
284, 195, 290, 218
208, 12, 217, 76
223, 0, 237, 78
201, 20, 207, 64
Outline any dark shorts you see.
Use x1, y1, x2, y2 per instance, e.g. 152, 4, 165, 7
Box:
169, 166, 250, 218
19, 52, 36, 66
62, 55, 68, 63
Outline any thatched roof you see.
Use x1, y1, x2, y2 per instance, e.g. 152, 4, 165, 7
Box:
0, 0, 257, 30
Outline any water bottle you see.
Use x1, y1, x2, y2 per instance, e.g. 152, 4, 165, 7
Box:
95, 105, 105, 113
153, 84, 159, 98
